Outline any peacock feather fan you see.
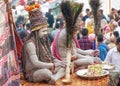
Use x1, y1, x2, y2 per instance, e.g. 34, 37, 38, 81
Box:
60, 1, 83, 48
89, 0, 101, 35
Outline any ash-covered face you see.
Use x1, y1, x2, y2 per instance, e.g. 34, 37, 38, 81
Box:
75, 18, 83, 30
38, 27, 48, 38
74, 18, 83, 35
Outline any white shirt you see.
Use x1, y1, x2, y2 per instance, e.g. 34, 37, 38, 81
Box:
104, 47, 120, 72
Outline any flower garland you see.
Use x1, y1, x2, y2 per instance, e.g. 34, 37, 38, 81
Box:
25, 3, 40, 11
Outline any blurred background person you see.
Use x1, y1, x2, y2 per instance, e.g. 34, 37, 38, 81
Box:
82, 8, 91, 22
78, 28, 94, 50
45, 9, 54, 32
97, 34, 109, 61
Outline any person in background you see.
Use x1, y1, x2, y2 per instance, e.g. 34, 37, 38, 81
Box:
85, 18, 94, 35
88, 33, 95, 42
82, 8, 91, 22
103, 26, 112, 44
97, 34, 109, 61
19, 31, 27, 43
51, 19, 65, 40
105, 37, 120, 86
98, 9, 107, 20
45, 9, 54, 32
100, 19, 112, 43
108, 8, 118, 22
26, 23, 31, 34
17, 23, 26, 33
108, 36, 116, 49
12, 5, 18, 22
15, 15, 25, 28
113, 21, 120, 35
56, 12, 64, 23
100, 19, 108, 30
113, 31, 119, 39
78, 28, 94, 50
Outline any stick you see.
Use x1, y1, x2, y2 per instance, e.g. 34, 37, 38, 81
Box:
62, 48, 72, 84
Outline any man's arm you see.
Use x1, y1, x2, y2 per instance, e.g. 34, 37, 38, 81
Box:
104, 51, 112, 63
98, 48, 105, 61
72, 47, 93, 59
76, 48, 94, 56
26, 42, 53, 69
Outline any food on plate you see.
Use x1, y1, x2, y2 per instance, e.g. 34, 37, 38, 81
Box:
86, 64, 103, 76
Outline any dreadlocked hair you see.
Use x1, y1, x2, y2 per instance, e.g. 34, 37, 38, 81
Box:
22, 30, 54, 63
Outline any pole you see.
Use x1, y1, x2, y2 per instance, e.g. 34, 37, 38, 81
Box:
62, 48, 72, 84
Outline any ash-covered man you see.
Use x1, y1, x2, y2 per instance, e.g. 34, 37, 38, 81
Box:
52, 15, 101, 70
21, 2, 67, 85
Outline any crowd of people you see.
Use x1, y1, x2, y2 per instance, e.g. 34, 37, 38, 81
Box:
11, 1, 120, 86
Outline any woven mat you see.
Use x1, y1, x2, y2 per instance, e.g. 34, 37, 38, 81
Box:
20, 74, 109, 86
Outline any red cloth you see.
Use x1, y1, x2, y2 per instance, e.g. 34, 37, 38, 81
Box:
52, 30, 62, 61
74, 36, 80, 48
14, 24, 23, 59
52, 29, 80, 61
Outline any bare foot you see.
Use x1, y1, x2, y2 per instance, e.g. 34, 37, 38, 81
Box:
48, 77, 56, 85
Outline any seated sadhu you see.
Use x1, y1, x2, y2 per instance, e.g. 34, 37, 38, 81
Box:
21, 2, 67, 85
52, 4, 101, 71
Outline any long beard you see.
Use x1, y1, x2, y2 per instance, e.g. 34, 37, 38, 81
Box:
37, 34, 53, 63
39, 34, 48, 45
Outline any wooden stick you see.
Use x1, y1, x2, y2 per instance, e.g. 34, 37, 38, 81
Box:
62, 48, 72, 84
65, 48, 71, 79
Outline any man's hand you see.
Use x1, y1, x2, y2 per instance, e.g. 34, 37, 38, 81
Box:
54, 61, 67, 68
92, 49, 99, 56
93, 57, 102, 64
71, 55, 77, 61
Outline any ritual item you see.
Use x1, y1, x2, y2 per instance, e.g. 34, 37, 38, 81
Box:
62, 48, 72, 84
89, 0, 101, 35
89, 0, 101, 57
76, 64, 109, 80
60, 1, 83, 84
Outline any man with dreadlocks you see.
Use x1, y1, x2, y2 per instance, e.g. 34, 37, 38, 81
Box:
21, 1, 67, 85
